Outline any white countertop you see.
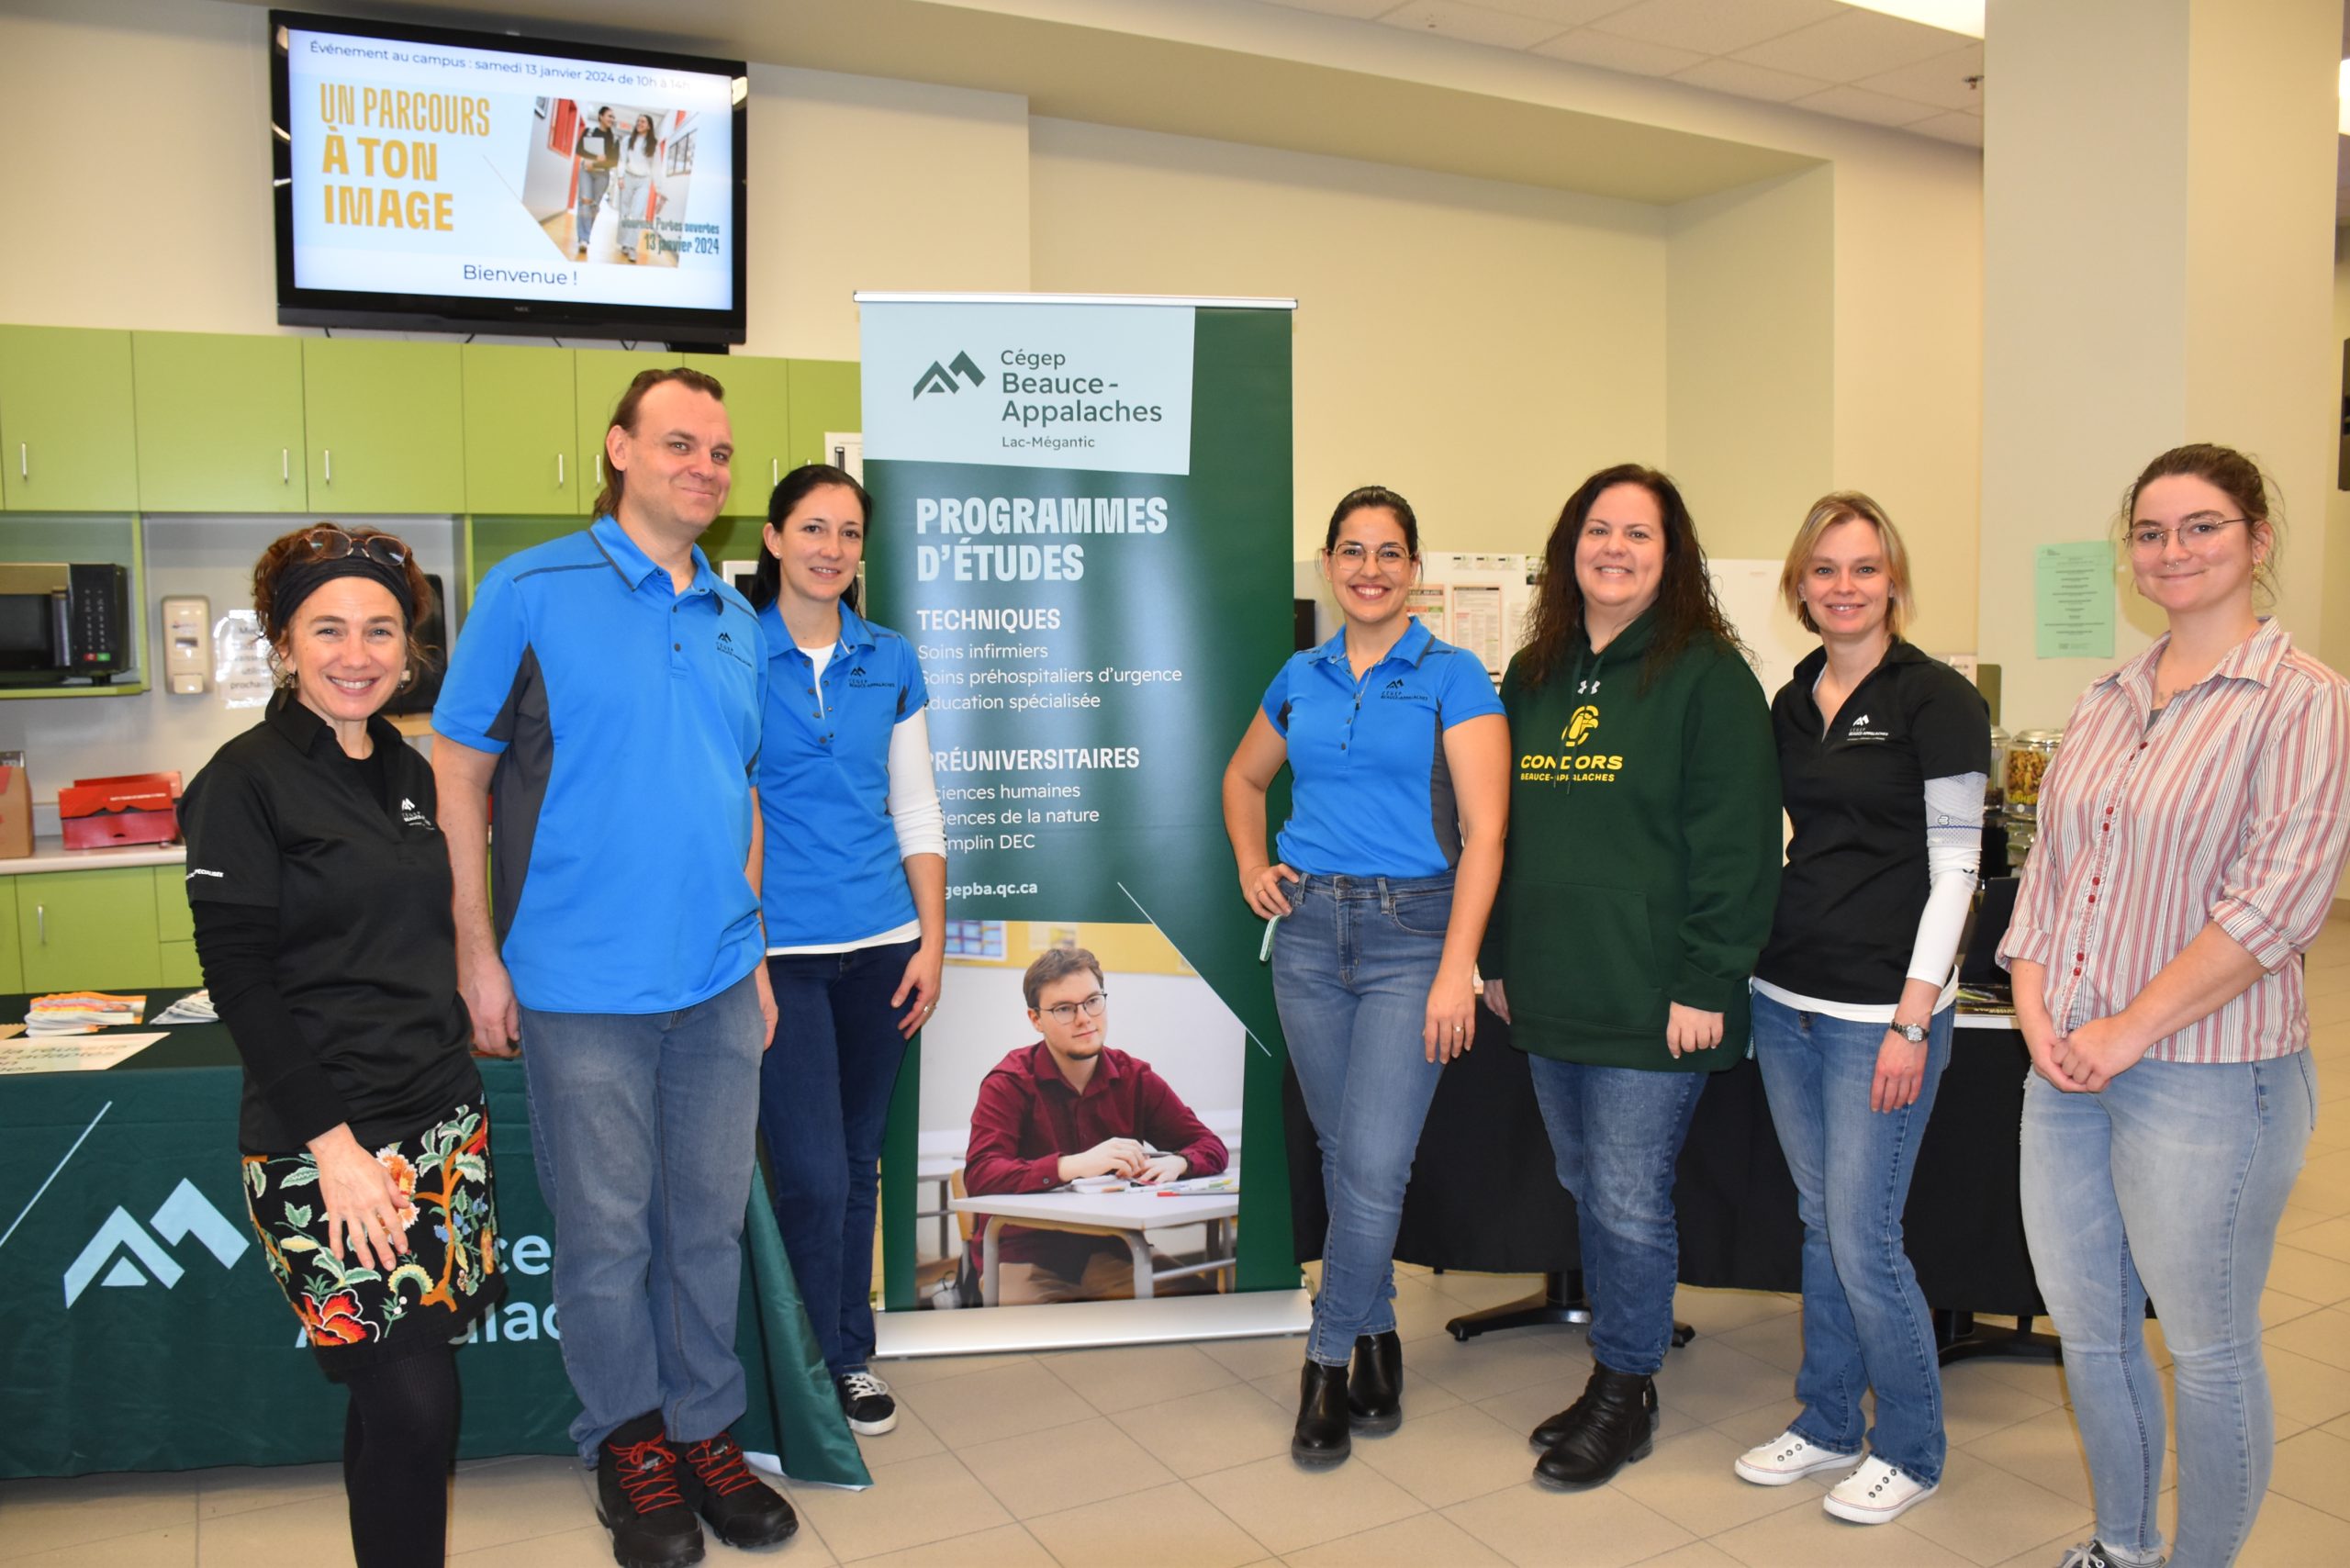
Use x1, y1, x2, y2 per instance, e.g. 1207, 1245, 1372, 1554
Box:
0, 837, 186, 875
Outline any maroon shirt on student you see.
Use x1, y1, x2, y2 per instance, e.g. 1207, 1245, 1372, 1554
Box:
963, 1042, 1228, 1277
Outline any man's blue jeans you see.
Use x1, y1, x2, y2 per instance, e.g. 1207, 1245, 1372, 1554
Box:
575, 166, 610, 252
2021, 1050, 2315, 1568
1751, 991, 1953, 1484
757, 941, 916, 1379
520, 969, 765, 1461
1524, 1056, 1706, 1377
1271, 872, 1451, 1367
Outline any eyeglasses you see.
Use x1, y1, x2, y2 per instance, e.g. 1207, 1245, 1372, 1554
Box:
1040, 991, 1109, 1025
298, 525, 411, 568
2127, 514, 2248, 555
1330, 543, 1410, 567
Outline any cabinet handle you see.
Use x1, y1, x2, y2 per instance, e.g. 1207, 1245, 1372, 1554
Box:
323, 449, 332, 485
556, 453, 565, 487
281, 448, 289, 484
35, 903, 44, 945
772, 458, 779, 487
17, 443, 24, 481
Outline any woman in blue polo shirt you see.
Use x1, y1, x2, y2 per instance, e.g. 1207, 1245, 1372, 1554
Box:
1733, 492, 1986, 1526
1222, 486, 1509, 1468
751, 464, 946, 1440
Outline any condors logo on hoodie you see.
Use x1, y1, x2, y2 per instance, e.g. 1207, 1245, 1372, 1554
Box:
1516, 705, 1623, 783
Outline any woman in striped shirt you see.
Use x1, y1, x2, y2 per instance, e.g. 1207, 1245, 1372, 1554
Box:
2000, 443, 2349, 1568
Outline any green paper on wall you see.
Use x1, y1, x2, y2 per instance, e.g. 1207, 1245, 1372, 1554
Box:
2035, 541, 2115, 659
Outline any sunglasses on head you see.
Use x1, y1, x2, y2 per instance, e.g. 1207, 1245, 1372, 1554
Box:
297, 526, 410, 568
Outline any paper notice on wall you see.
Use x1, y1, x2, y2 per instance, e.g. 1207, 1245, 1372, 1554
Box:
215, 611, 273, 710
1449, 584, 1504, 676
2034, 542, 2116, 659
1404, 585, 1448, 643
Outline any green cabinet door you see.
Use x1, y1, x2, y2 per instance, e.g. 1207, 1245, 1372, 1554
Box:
154, 865, 194, 945
684, 354, 789, 519
303, 339, 465, 514
462, 345, 580, 514
0, 327, 140, 512
571, 350, 673, 516
17, 868, 162, 991
133, 332, 309, 512
0, 882, 20, 993
786, 359, 861, 473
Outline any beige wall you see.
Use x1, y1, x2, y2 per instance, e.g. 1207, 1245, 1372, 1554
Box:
1027, 118, 1667, 561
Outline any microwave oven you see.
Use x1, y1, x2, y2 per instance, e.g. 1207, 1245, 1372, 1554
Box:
0, 563, 133, 684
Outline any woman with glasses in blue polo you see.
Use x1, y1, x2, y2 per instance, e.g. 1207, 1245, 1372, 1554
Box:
749, 464, 946, 1443
1222, 485, 1510, 1469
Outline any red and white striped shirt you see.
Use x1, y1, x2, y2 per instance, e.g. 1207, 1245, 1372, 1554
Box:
1999, 620, 2350, 1064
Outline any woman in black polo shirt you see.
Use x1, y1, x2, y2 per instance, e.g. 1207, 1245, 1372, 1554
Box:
182, 524, 503, 1568
1733, 492, 1986, 1527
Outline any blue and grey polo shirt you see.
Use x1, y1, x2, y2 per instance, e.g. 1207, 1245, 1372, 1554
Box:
1261, 617, 1503, 879
434, 515, 766, 1014
755, 599, 927, 947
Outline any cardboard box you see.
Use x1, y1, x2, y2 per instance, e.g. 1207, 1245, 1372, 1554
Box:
58, 771, 181, 851
0, 752, 30, 860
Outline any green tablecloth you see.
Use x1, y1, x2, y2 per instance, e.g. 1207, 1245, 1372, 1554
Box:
0, 994, 870, 1486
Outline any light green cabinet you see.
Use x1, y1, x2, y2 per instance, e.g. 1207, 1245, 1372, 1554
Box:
17, 868, 162, 991
303, 339, 466, 514
461, 345, 580, 514
571, 350, 673, 516
156, 862, 201, 985
0, 327, 140, 512
0, 884, 20, 993
133, 332, 309, 513
787, 359, 861, 473
685, 353, 789, 519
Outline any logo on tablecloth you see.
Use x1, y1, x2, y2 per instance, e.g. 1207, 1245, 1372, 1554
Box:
62, 1179, 248, 1306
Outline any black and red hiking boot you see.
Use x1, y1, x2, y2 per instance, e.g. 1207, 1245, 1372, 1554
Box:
596, 1413, 705, 1568
680, 1428, 798, 1548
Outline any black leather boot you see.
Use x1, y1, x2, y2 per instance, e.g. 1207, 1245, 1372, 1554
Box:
1348, 1330, 1403, 1433
1531, 1363, 1656, 1488
1292, 1360, 1352, 1466
1529, 1368, 1658, 1451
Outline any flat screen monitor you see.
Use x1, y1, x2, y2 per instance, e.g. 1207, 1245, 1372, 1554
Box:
270, 10, 747, 345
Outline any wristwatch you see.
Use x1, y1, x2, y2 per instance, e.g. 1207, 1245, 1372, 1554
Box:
1892, 1021, 1929, 1044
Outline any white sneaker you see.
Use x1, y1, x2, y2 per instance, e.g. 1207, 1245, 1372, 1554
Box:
1822, 1455, 1938, 1523
1733, 1428, 1860, 1485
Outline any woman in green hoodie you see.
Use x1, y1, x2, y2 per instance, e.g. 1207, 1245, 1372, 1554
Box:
1482, 463, 1781, 1490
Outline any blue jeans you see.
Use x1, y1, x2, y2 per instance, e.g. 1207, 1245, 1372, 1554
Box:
575, 166, 610, 252
757, 941, 916, 1378
2020, 1051, 2315, 1568
1272, 872, 1451, 1366
1525, 1057, 1706, 1377
520, 969, 765, 1461
1751, 993, 1953, 1484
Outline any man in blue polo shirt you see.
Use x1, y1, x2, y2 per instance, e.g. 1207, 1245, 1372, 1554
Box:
433, 367, 795, 1568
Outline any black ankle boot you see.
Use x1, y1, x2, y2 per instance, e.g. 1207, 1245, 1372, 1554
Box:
1347, 1331, 1402, 1433
1292, 1360, 1351, 1466
1529, 1368, 1658, 1451
1531, 1363, 1656, 1487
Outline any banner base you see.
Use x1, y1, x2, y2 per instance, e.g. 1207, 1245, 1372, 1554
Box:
874, 1289, 1311, 1359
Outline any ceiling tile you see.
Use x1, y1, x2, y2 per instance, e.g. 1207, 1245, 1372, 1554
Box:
1254, 0, 1408, 18
1377, 0, 1569, 49
1671, 56, 1829, 104
1852, 40, 1984, 111
1908, 111, 1985, 147
1532, 27, 1704, 76
1467, 0, 1644, 24
1591, 0, 1842, 57
1792, 83, 1941, 127
1733, 8, 1975, 83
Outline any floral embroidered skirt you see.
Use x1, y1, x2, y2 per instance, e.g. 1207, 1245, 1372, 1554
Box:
242, 1101, 507, 1380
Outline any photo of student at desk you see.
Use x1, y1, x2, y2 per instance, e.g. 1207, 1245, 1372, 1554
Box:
957, 945, 1234, 1306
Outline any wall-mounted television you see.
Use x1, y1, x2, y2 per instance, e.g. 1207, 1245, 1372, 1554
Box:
270, 9, 747, 346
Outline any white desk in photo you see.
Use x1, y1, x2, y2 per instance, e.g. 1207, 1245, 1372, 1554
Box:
948, 1189, 1239, 1306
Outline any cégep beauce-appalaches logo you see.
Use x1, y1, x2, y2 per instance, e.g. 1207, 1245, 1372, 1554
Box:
62, 1178, 249, 1306
912, 351, 987, 398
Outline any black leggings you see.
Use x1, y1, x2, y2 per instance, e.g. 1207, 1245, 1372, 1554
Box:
341, 1344, 458, 1568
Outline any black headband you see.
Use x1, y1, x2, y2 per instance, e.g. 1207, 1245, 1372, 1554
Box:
274, 554, 416, 632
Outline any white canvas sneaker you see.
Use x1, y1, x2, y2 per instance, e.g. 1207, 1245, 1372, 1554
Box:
1733, 1428, 1861, 1485
1822, 1455, 1938, 1523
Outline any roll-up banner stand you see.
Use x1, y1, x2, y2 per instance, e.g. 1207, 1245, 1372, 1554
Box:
860, 294, 1310, 1355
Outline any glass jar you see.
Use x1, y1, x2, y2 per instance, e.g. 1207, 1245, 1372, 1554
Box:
1986, 722, 2012, 812
2004, 729, 2061, 820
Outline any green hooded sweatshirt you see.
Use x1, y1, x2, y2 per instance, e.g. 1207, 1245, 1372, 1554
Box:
1483, 607, 1782, 1072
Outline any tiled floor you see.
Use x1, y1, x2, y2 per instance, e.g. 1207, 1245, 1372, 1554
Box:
11, 924, 2350, 1567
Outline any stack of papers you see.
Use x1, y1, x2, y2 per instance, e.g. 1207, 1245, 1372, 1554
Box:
26, 991, 148, 1036
152, 990, 216, 1025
